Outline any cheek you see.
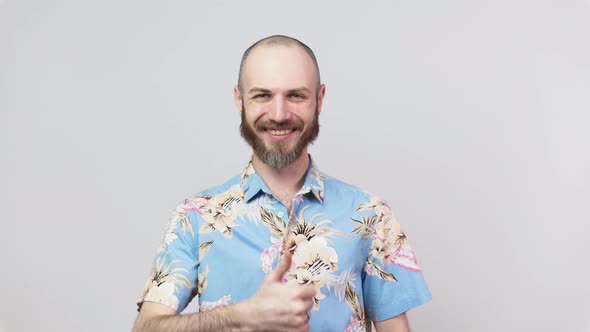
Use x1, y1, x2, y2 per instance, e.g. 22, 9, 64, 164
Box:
243, 105, 265, 123
296, 106, 317, 123
285, 103, 313, 119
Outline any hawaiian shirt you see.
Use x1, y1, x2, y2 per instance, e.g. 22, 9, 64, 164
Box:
137, 158, 431, 331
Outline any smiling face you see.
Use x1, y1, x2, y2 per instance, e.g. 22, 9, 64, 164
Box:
236, 44, 325, 169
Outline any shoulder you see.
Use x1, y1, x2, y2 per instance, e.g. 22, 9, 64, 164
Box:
321, 172, 389, 211
176, 173, 242, 204
168, 173, 242, 218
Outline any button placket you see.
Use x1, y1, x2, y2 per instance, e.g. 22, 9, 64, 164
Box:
281, 194, 304, 255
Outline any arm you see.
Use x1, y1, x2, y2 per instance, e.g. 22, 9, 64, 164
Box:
133, 251, 315, 332
373, 312, 410, 332
132, 301, 246, 332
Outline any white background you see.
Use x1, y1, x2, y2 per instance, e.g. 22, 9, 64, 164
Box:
1, 1, 589, 331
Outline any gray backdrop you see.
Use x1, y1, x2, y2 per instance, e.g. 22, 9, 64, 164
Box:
1, 0, 589, 331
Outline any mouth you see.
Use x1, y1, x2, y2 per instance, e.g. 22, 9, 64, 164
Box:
255, 120, 303, 140
267, 129, 293, 136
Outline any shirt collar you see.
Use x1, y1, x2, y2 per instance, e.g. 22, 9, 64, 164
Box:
240, 156, 325, 204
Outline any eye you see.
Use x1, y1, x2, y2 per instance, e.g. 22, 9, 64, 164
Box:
253, 93, 271, 100
289, 93, 306, 100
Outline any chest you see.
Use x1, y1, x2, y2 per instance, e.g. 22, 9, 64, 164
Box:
196, 204, 368, 304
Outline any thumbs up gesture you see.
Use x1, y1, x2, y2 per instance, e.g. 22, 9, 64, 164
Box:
242, 250, 315, 332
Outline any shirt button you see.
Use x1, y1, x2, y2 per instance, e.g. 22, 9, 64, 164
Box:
278, 211, 284, 218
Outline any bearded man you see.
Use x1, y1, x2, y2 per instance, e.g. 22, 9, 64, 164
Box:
133, 35, 431, 332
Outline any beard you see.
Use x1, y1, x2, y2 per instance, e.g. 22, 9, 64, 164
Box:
240, 106, 320, 169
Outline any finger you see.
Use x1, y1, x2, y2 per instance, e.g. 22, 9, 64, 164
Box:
266, 250, 292, 283
302, 297, 314, 311
296, 312, 312, 331
292, 321, 311, 332
298, 284, 317, 299
289, 312, 311, 329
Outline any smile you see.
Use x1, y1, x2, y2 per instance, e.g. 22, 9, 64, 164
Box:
268, 129, 293, 136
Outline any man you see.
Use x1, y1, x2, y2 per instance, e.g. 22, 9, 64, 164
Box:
133, 35, 431, 332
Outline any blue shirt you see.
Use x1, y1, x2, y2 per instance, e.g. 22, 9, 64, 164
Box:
137, 158, 431, 331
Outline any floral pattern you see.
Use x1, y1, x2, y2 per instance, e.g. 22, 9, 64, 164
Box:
137, 158, 431, 330
200, 295, 232, 312
138, 252, 192, 312
288, 237, 339, 310
259, 203, 346, 310
353, 194, 422, 282
196, 185, 245, 237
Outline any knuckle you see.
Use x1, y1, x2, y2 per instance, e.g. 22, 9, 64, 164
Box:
291, 314, 307, 327
297, 322, 311, 332
300, 302, 310, 313
287, 314, 304, 327
291, 300, 305, 313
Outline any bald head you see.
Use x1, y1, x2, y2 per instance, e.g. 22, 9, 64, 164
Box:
237, 35, 321, 94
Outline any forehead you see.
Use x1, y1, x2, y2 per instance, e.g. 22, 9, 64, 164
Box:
241, 45, 318, 92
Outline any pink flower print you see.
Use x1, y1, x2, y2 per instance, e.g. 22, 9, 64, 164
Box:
389, 245, 421, 272
182, 197, 208, 213
364, 260, 376, 276
200, 295, 231, 312
344, 317, 365, 332
260, 239, 283, 274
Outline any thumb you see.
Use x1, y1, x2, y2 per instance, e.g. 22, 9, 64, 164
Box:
266, 250, 292, 283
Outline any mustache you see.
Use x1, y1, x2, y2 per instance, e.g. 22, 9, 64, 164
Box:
255, 120, 303, 131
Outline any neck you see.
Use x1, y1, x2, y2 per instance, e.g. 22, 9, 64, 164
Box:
252, 151, 310, 209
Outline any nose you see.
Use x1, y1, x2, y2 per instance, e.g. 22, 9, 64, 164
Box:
267, 97, 290, 123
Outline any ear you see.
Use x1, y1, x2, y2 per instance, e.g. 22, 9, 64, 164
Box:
233, 85, 243, 113
316, 84, 326, 114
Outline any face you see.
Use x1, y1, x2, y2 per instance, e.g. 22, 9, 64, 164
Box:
240, 103, 319, 169
236, 45, 325, 169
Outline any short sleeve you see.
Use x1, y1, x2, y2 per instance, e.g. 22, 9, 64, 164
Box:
358, 196, 432, 321
136, 201, 200, 313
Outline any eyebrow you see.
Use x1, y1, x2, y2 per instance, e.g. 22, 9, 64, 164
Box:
248, 87, 271, 95
288, 87, 312, 94
247, 87, 312, 95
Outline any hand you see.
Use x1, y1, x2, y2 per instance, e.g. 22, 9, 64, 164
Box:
242, 251, 315, 332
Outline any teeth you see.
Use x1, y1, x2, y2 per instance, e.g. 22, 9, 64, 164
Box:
269, 129, 292, 136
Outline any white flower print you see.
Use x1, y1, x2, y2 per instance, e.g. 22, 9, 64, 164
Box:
142, 281, 180, 311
